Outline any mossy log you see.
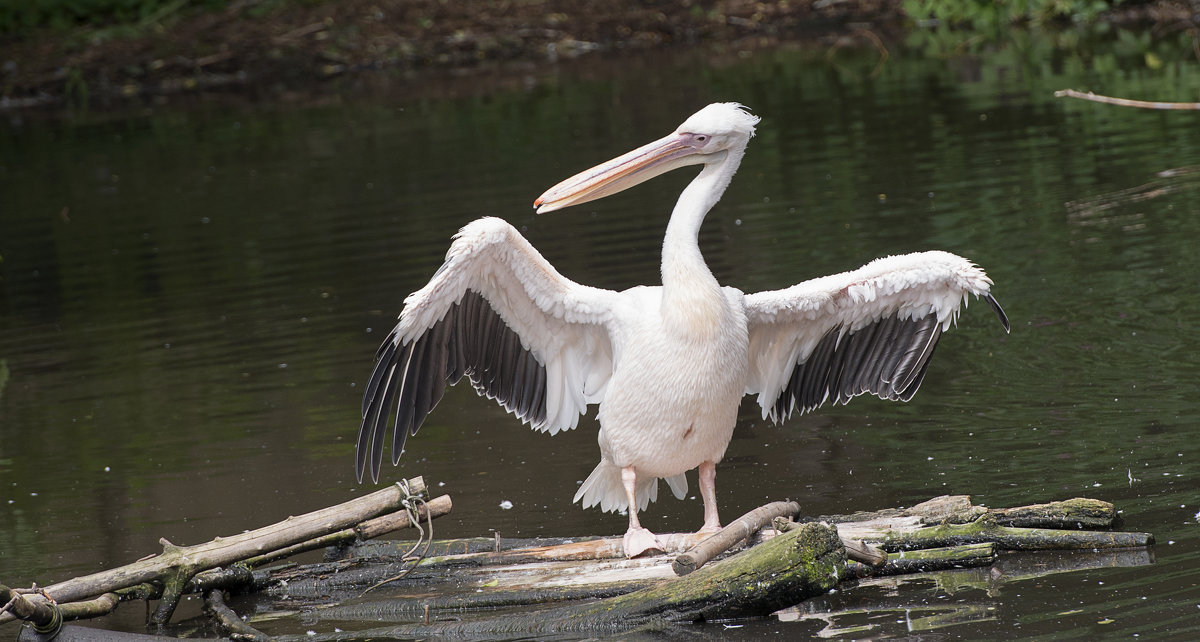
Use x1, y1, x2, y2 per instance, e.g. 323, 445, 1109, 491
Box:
287, 521, 846, 640
814, 495, 1117, 533
813, 494, 1149, 551
878, 519, 1151, 552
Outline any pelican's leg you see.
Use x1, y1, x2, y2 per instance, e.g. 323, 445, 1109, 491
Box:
697, 461, 721, 534
621, 466, 663, 557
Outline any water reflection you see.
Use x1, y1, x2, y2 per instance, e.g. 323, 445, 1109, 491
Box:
3, 29, 1200, 639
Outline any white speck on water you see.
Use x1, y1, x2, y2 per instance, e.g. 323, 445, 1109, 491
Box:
499, 500, 513, 510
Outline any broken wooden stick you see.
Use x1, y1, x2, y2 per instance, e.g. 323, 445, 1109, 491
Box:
242, 494, 452, 568
673, 500, 799, 575
0, 586, 62, 635
204, 590, 269, 642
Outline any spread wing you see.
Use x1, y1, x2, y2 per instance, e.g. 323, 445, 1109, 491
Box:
744, 251, 1009, 422
357, 217, 621, 482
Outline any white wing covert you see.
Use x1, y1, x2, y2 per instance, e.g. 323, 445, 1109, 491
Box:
357, 217, 620, 482
744, 251, 1009, 423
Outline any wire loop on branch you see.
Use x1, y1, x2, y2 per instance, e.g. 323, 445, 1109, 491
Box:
360, 480, 437, 594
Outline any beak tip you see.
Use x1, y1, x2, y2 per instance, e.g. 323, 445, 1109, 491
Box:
534, 197, 560, 214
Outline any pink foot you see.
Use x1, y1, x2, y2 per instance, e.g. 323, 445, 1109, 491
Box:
623, 526, 664, 558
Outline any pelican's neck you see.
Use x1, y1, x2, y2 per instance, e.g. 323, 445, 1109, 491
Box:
660, 147, 744, 332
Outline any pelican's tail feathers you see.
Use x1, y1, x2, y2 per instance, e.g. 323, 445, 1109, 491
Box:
574, 459, 661, 513
664, 473, 688, 500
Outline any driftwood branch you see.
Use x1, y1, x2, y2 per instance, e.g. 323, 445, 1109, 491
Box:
803, 494, 1148, 552
673, 500, 799, 575
1, 586, 62, 635
843, 542, 996, 580
989, 497, 1116, 529
240, 494, 452, 569
0, 477, 440, 627
879, 520, 1151, 551
1055, 88, 1200, 110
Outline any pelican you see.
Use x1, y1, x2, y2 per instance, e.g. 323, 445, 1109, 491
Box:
357, 103, 1009, 557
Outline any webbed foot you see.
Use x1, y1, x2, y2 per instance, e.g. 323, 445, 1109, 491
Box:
623, 526, 664, 558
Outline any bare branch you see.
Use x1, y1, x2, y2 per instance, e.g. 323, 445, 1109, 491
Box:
1055, 88, 1200, 110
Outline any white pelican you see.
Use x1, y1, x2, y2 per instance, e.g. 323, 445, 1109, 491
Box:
357, 103, 1009, 557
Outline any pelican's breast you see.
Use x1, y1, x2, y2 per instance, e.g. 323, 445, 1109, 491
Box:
597, 287, 749, 477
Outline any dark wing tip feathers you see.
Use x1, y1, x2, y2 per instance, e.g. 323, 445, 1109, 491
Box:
985, 294, 1011, 333
770, 289, 1010, 423
355, 290, 549, 483
770, 312, 944, 423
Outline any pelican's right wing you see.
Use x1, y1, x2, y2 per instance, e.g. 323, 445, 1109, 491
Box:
357, 217, 622, 482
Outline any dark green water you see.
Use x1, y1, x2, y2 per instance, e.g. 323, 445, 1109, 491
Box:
3, 28, 1200, 638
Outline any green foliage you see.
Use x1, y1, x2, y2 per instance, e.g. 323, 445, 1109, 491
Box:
903, 0, 1117, 30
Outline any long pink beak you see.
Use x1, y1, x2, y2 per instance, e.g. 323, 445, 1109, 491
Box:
534, 132, 704, 214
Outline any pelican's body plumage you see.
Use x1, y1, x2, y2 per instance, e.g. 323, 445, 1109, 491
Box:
357, 103, 1009, 556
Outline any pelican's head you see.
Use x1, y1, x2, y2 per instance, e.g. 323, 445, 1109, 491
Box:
534, 103, 759, 213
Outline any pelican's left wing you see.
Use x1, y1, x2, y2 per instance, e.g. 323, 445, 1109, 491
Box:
357, 217, 623, 482
743, 251, 1009, 422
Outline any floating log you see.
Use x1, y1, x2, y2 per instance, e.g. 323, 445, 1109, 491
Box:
989, 497, 1116, 529
288, 521, 846, 639
3, 492, 1154, 641
805, 494, 1151, 551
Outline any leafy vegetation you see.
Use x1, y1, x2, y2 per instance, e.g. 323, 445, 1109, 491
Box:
902, 0, 1118, 30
